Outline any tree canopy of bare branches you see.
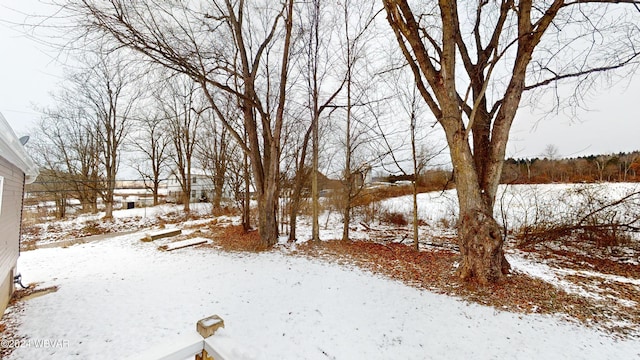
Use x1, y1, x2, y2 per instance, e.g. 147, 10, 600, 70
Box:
383, 0, 640, 283
66, 0, 295, 244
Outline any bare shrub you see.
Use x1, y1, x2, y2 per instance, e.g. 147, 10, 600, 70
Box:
81, 222, 104, 236
211, 205, 239, 217
355, 200, 381, 225
510, 184, 640, 248
438, 217, 453, 229
379, 210, 408, 226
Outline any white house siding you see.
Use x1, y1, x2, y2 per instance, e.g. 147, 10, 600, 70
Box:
0, 156, 25, 314
166, 173, 215, 203
0, 112, 39, 316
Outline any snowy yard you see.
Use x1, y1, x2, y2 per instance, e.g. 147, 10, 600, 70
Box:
3, 184, 640, 359
5, 232, 640, 360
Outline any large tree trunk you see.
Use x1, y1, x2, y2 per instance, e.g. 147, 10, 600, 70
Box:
256, 153, 279, 246
342, 200, 351, 241
104, 181, 115, 218
288, 199, 299, 242
153, 182, 159, 206
212, 177, 224, 209
257, 190, 279, 246
457, 200, 510, 284
183, 192, 191, 212
449, 134, 510, 284
242, 138, 251, 232
105, 201, 114, 219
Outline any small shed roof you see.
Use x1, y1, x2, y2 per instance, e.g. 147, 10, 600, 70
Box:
0, 112, 39, 184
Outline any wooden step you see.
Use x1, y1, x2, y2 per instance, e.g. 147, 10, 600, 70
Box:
142, 228, 182, 242
158, 237, 209, 251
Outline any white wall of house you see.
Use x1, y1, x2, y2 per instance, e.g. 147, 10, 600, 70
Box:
166, 171, 215, 203
0, 112, 39, 315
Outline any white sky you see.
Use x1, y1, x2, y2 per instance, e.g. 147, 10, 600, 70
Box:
1, 1, 638, 160
0, 0, 63, 137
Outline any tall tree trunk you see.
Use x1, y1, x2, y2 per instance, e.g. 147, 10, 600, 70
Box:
105, 201, 114, 218
242, 130, 251, 232
289, 125, 312, 242
341, 199, 351, 241
288, 197, 299, 242
411, 105, 419, 251
412, 180, 419, 251
255, 139, 280, 245
258, 189, 279, 245
183, 192, 191, 212
311, 115, 320, 242
153, 182, 159, 206
449, 135, 510, 284
212, 183, 223, 209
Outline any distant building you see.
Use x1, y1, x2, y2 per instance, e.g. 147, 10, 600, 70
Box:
0, 113, 39, 315
166, 170, 215, 203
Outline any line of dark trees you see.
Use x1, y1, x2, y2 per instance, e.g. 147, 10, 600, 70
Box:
502, 151, 640, 184
374, 150, 640, 189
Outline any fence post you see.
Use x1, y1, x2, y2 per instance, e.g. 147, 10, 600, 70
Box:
195, 315, 225, 360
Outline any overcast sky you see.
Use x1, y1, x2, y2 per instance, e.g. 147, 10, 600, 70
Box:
1, 0, 639, 161
0, 1, 63, 136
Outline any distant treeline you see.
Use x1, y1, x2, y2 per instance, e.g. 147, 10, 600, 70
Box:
501, 151, 640, 184
373, 151, 640, 190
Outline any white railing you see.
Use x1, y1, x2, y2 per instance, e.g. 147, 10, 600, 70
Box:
127, 315, 233, 360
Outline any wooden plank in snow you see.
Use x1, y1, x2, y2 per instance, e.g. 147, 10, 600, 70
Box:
142, 228, 182, 242
158, 237, 209, 251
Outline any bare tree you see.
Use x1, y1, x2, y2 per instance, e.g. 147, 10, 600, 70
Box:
129, 110, 170, 206
195, 97, 235, 210
383, 0, 640, 283
336, 0, 380, 242
283, 117, 312, 242
542, 144, 560, 161
32, 107, 101, 217
33, 82, 105, 216
26, 169, 71, 219
540, 144, 561, 181
160, 75, 203, 213
66, 0, 295, 246
288, 0, 344, 242
75, 52, 138, 218
378, 76, 440, 250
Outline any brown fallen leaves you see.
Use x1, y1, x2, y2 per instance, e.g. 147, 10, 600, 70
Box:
533, 247, 640, 279
292, 240, 639, 337
202, 224, 639, 337
0, 285, 60, 358
206, 225, 268, 252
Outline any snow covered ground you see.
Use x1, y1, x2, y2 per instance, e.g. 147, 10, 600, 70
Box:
379, 182, 640, 235
4, 184, 640, 359
5, 232, 640, 359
